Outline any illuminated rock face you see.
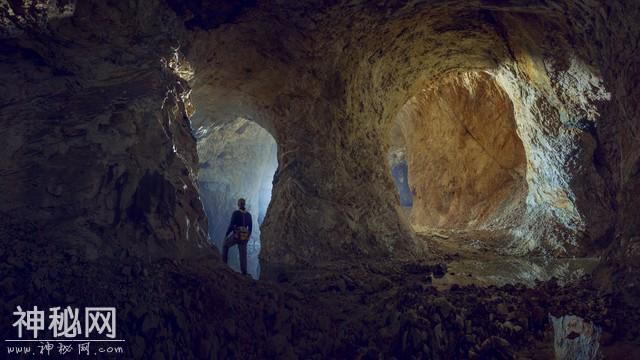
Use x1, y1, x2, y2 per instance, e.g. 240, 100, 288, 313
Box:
389, 64, 613, 256
181, 2, 632, 264
392, 72, 527, 232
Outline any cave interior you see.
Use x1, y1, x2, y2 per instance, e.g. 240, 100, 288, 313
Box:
1, 0, 639, 358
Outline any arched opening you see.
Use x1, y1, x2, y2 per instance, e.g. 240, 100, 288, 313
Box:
390, 71, 527, 236
195, 117, 277, 279
385, 69, 603, 285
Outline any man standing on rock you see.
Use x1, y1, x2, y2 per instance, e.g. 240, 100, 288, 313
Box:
222, 198, 253, 276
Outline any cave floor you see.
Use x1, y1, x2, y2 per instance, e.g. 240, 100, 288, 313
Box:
414, 229, 599, 289
4, 230, 636, 358
267, 257, 623, 358
258, 231, 639, 358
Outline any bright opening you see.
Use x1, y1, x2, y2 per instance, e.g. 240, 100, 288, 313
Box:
196, 117, 278, 278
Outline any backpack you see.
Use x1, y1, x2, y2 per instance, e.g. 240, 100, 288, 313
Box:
234, 211, 250, 241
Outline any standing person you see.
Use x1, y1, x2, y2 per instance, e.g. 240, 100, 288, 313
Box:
222, 198, 253, 276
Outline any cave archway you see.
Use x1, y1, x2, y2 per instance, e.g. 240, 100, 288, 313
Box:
389, 71, 527, 235
196, 117, 278, 278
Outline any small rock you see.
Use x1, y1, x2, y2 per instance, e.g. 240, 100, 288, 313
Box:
496, 303, 509, 316
277, 272, 289, 283
267, 334, 288, 356
502, 321, 523, 335
403, 262, 433, 275
142, 313, 160, 332
131, 336, 146, 358
433, 264, 447, 278
223, 318, 236, 337
465, 334, 476, 343
433, 297, 454, 319
477, 336, 511, 356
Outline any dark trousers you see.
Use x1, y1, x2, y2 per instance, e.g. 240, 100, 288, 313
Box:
222, 233, 248, 274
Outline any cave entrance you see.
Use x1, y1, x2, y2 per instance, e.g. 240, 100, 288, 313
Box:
390, 71, 527, 248
387, 70, 603, 286
196, 117, 278, 279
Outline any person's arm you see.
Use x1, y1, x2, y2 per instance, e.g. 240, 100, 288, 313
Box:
248, 213, 253, 237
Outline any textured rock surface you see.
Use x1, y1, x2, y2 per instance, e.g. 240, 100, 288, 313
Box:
1, 0, 640, 358
392, 71, 527, 231
180, 0, 637, 262
0, 0, 208, 261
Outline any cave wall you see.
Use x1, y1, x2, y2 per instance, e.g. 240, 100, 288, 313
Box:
0, 2, 241, 357
1, 0, 638, 290
340, 1, 640, 259
185, 14, 424, 271
179, 0, 640, 264
488, 12, 619, 256
393, 71, 527, 231
561, 2, 640, 294
257, 92, 421, 269
0, 0, 209, 261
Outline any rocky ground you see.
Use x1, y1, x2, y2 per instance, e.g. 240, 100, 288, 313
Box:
274, 257, 639, 359
2, 215, 640, 359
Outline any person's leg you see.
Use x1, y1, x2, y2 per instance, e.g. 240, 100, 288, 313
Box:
222, 234, 234, 264
239, 240, 248, 275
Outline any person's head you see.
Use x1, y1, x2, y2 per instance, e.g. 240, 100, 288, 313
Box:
237, 198, 246, 210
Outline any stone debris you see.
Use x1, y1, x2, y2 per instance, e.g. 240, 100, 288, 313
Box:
551, 315, 602, 360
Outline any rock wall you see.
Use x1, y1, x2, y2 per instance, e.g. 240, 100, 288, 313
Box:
1, 4, 639, 353
338, 1, 638, 258
166, 0, 638, 264
185, 10, 425, 271
392, 71, 527, 231
0, 2, 255, 358
0, 0, 209, 261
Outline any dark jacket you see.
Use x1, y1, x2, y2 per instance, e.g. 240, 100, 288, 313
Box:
225, 210, 252, 237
